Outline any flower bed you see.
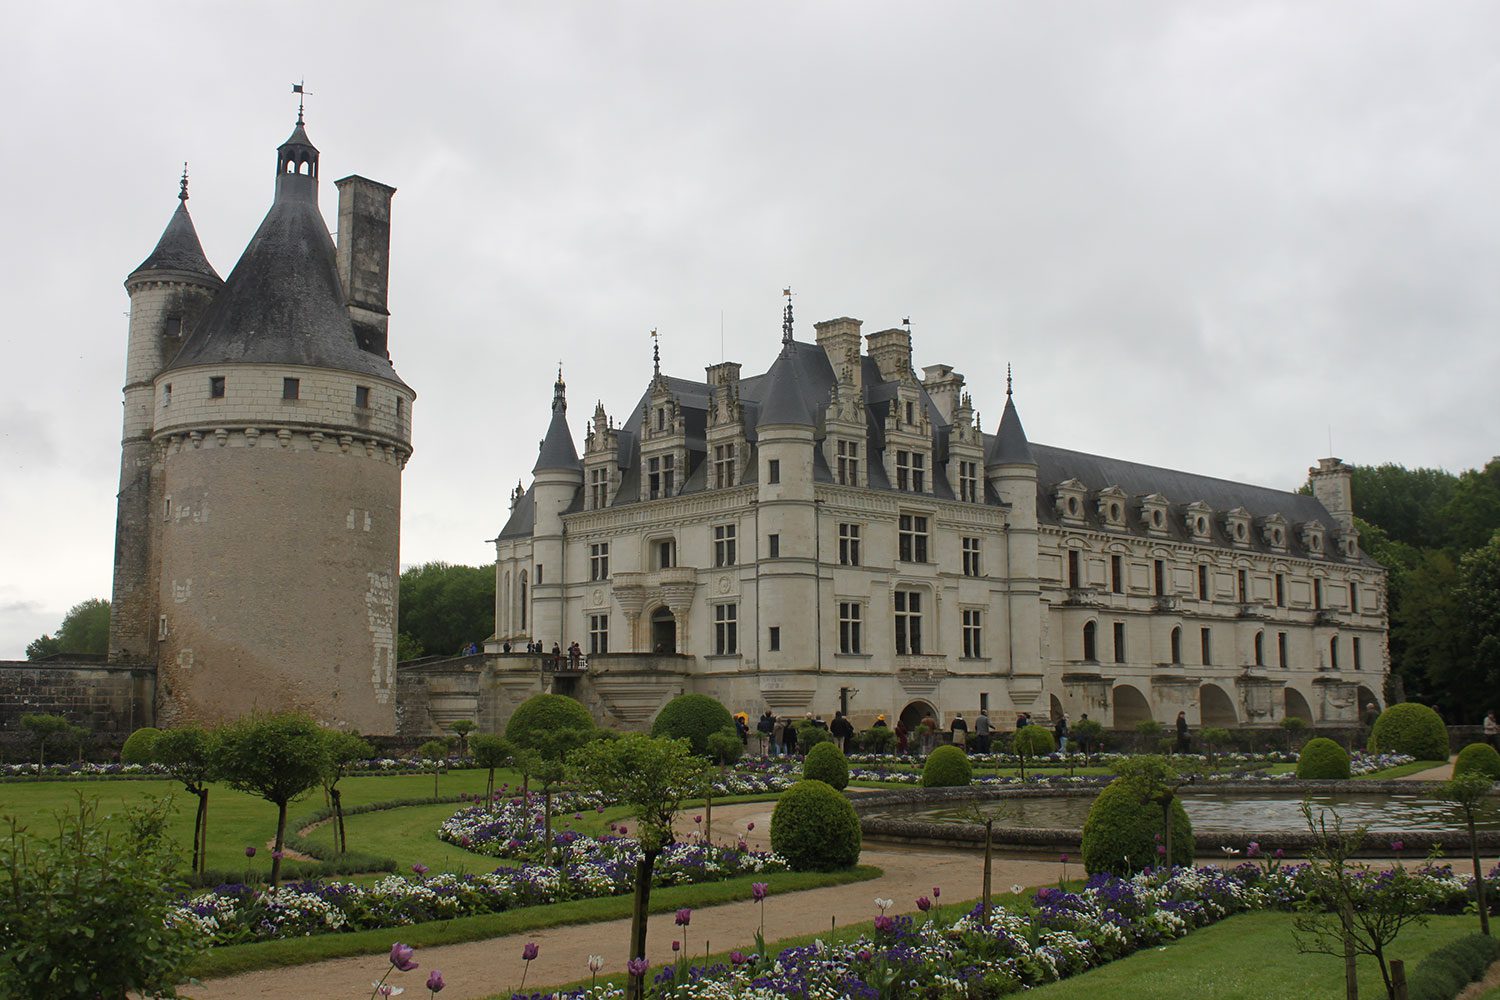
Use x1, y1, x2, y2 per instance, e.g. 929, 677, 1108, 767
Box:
548, 860, 1499, 998
843, 750, 1412, 786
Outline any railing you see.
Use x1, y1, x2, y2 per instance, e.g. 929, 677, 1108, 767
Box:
541, 655, 589, 674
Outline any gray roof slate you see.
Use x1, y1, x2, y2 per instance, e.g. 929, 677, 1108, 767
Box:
131, 201, 221, 282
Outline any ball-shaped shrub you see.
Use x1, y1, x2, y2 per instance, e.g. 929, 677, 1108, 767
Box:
1014, 725, 1056, 757
803, 742, 850, 790
1296, 737, 1352, 779
1368, 703, 1449, 761
1454, 742, 1500, 781
922, 745, 972, 787
505, 694, 596, 752
650, 694, 735, 756
1080, 778, 1194, 876
769, 779, 861, 871
794, 722, 835, 751
120, 727, 161, 765
705, 727, 744, 765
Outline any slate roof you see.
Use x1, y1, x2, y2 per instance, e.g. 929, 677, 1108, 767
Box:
988, 395, 1034, 466
131, 200, 221, 283
533, 382, 582, 473
499, 483, 536, 539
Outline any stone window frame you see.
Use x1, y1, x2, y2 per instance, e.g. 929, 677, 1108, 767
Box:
713, 602, 738, 655
961, 607, 984, 659
713, 522, 737, 568
588, 613, 609, 654
837, 600, 863, 655
838, 522, 862, 566
588, 542, 610, 582
1096, 485, 1129, 531
961, 536, 983, 577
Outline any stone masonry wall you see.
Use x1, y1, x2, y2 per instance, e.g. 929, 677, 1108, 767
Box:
0, 661, 154, 760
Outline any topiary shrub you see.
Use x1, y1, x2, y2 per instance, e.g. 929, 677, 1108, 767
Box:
705, 727, 744, 765
769, 779, 860, 871
1453, 742, 1500, 781
858, 726, 896, 754
1295, 737, 1352, 779
1080, 778, 1194, 876
505, 694, 596, 751
922, 745, 972, 787
1014, 725, 1056, 757
120, 727, 161, 766
650, 694, 734, 756
803, 742, 849, 790
1406, 933, 1500, 1000
794, 722, 835, 752
1368, 702, 1449, 761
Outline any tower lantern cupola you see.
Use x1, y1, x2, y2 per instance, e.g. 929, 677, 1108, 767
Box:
275, 116, 320, 204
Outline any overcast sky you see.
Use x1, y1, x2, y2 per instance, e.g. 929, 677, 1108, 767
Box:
2, 2, 1497, 658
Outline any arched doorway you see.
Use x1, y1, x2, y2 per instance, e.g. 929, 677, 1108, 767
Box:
1049, 694, 1065, 725
1199, 684, 1238, 726
899, 700, 937, 732
1112, 684, 1152, 728
1284, 687, 1314, 723
1356, 685, 1382, 717
650, 607, 676, 654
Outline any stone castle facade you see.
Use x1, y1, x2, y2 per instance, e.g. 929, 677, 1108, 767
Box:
459, 301, 1387, 736
103, 115, 413, 733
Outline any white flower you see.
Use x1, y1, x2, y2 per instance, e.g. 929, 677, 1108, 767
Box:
588, 954, 605, 973
874, 897, 893, 912
1011, 884, 1024, 895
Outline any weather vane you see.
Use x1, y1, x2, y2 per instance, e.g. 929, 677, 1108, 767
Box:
179, 162, 189, 202
782, 287, 794, 345
651, 328, 660, 377
292, 80, 311, 123
1006, 362, 1013, 397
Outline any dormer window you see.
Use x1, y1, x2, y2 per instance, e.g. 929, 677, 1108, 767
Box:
1054, 479, 1088, 525
895, 450, 925, 492
904, 401, 915, 425
1097, 486, 1128, 530
1301, 522, 1326, 557
1185, 501, 1214, 542
1139, 493, 1170, 537
836, 439, 860, 486
648, 455, 675, 499
1262, 515, 1289, 551
656, 407, 667, 432
713, 443, 737, 489
957, 460, 980, 503
1225, 507, 1253, 548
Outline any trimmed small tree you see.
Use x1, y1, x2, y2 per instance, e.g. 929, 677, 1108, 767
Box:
1013, 725, 1055, 780
212, 713, 330, 886
1113, 754, 1186, 868
322, 730, 373, 854
517, 726, 596, 865
1443, 772, 1493, 937
1071, 717, 1105, 762
418, 739, 450, 800
151, 726, 215, 873
470, 733, 514, 810
1280, 715, 1310, 752
447, 720, 477, 757
569, 734, 710, 1000
19, 714, 72, 772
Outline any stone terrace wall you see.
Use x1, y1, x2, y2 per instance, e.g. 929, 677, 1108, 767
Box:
0, 660, 155, 761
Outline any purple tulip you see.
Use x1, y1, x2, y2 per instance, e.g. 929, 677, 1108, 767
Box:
271, 849, 285, 861
746, 822, 755, 831
627, 957, 650, 977
618, 824, 628, 836
390, 942, 418, 972
671, 940, 681, 952
729, 950, 748, 966
244, 846, 256, 858
694, 815, 703, 824
521, 942, 539, 961
1391, 839, 1405, 853
751, 882, 769, 902
1246, 842, 1260, 858
916, 895, 932, 912
1157, 845, 1167, 856
932, 886, 941, 898
874, 914, 895, 933
857, 948, 872, 962
675, 907, 692, 927
412, 863, 429, 876
425, 969, 445, 993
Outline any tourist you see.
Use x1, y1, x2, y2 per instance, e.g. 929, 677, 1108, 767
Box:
1077, 712, 1092, 754
871, 713, 889, 728
973, 710, 991, 754
568, 641, 581, 669
921, 714, 939, 754
757, 710, 776, 755
735, 712, 750, 746
1485, 710, 1499, 751
1175, 711, 1190, 754
1015, 711, 1029, 732
830, 711, 855, 753
781, 717, 799, 756
502, 640, 512, 653
894, 718, 909, 755
950, 713, 968, 749
1054, 712, 1069, 753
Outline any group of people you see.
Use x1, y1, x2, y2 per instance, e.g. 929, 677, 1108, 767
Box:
754, 710, 862, 754
498, 639, 584, 671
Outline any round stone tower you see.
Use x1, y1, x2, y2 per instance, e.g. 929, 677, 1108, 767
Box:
142, 115, 414, 732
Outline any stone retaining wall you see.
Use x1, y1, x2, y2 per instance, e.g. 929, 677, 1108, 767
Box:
0, 660, 154, 761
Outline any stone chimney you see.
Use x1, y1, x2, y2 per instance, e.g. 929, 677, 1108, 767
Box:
866, 327, 913, 384
814, 317, 863, 389
921, 364, 964, 424
335, 175, 397, 359
705, 361, 743, 392
1308, 457, 1354, 531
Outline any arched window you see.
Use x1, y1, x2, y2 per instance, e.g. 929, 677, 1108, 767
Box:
1082, 621, 1097, 662
1254, 631, 1264, 667
1170, 626, 1182, 665
518, 570, 528, 632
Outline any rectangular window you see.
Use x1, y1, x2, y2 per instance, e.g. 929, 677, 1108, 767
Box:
838, 602, 862, 654
768, 626, 781, 652
713, 523, 737, 567
1068, 550, 1081, 589
1110, 555, 1123, 594
958, 460, 980, 503
1349, 582, 1359, 613
895, 450, 925, 491
589, 467, 609, 509
714, 443, 736, 488
838, 523, 861, 566
962, 608, 983, 658
158, 615, 168, 640
655, 407, 667, 432
1113, 621, 1126, 664
656, 539, 676, 569
589, 542, 610, 581
588, 614, 609, 654
894, 590, 923, 654
836, 439, 860, 486
714, 603, 738, 655
904, 400, 915, 425
1314, 578, 1323, 610
1154, 559, 1165, 595
1330, 637, 1340, 669
913, 452, 925, 492
1200, 627, 1212, 665
961, 537, 982, 577
1237, 569, 1248, 603
898, 513, 929, 563
1278, 631, 1288, 668
163, 496, 171, 521
1198, 565, 1209, 600
535, 564, 543, 585
1353, 636, 1363, 670
162, 383, 172, 406
209, 375, 226, 398
980, 692, 989, 713
768, 533, 780, 558
1276, 573, 1286, 607
647, 455, 675, 499
282, 377, 300, 400
396, 397, 404, 420
164, 316, 182, 338
355, 385, 370, 408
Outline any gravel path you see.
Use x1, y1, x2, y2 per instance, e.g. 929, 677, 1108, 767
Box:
1395, 757, 1457, 782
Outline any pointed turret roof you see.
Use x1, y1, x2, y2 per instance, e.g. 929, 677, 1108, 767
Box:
987, 391, 1035, 466
130, 170, 220, 282
533, 371, 581, 473
755, 345, 814, 429
163, 119, 404, 384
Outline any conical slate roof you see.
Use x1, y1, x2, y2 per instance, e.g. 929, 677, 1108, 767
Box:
755, 346, 814, 429
533, 378, 581, 473
131, 200, 220, 283
987, 394, 1035, 466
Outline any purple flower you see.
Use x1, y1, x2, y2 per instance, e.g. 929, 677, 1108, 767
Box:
618, 825, 628, 836
671, 940, 680, 952
916, 895, 932, 912
857, 948, 872, 962
412, 863, 430, 876
932, 885, 941, 898
1274, 848, 1285, 859
729, 950, 748, 966
1157, 845, 1167, 856
694, 815, 703, 824
1391, 840, 1405, 853
244, 846, 257, 858
1246, 842, 1260, 858
874, 914, 895, 933
627, 957, 650, 977
521, 942, 539, 962
751, 882, 769, 902
425, 969, 445, 993
746, 822, 755, 832
271, 849, 285, 861
675, 907, 692, 927
390, 942, 418, 972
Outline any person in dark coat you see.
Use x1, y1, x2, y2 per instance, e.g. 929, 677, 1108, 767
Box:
781, 717, 798, 756
830, 711, 855, 753
1175, 711, 1190, 754
895, 719, 909, 755
1053, 712, 1069, 754
950, 713, 969, 749
757, 710, 777, 755
973, 710, 991, 754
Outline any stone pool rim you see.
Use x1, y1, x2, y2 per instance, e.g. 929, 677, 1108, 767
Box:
853, 780, 1500, 857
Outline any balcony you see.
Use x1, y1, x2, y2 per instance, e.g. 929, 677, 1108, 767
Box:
1152, 595, 1179, 612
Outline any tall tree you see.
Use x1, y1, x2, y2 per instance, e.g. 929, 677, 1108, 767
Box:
25, 599, 111, 660
152, 727, 215, 874
1442, 459, 1500, 552
397, 562, 495, 657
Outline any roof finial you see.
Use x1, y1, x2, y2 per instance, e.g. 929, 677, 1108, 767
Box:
1006, 362, 1013, 398
292, 80, 310, 124
782, 287, 794, 346
651, 328, 660, 377
902, 316, 912, 333
179, 162, 189, 202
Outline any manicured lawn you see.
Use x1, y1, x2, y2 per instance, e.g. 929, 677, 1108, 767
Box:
1357, 760, 1449, 780
1026, 911, 1482, 999
188, 864, 883, 978
0, 769, 517, 874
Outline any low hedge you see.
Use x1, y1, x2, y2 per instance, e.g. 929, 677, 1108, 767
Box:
922, 746, 972, 787
1407, 932, 1500, 1000
1368, 703, 1449, 761
803, 742, 849, 791
1080, 778, 1194, 876
769, 780, 861, 871
1453, 742, 1500, 781
1295, 737, 1351, 779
